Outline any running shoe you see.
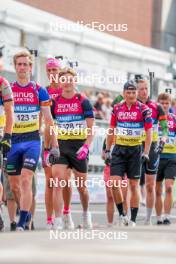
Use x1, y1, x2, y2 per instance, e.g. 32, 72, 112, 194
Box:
163, 218, 171, 225
10, 221, 17, 231
31, 221, 35, 230
46, 221, 53, 230
53, 217, 63, 230
0, 204, 4, 232
82, 211, 93, 229
129, 220, 136, 227
16, 226, 24, 231
144, 219, 152, 225
63, 213, 74, 230
119, 215, 129, 226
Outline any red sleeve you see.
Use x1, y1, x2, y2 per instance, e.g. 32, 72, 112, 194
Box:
144, 121, 153, 131
110, 107, 116, 127
141, 104, 153, 131
174, 115, 176, 132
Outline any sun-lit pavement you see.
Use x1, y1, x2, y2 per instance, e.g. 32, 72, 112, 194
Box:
0, 204, 176, 263
0, 225, 176, 264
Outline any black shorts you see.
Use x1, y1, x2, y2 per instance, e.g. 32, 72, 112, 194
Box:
110, 144, 142, 179
157, 158, 176, 182
144, 142, 160, 175
140, 163, 145, 186
53, 140, 88, 173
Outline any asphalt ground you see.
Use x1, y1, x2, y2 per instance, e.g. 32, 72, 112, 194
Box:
0, 203, 176, 264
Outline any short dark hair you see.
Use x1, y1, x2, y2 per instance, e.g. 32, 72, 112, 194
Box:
123, 81, 136, 91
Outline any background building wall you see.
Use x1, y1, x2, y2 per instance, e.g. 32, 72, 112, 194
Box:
17, 0, 153, 47
152, 0, 176, 51
17, 0, 176, 52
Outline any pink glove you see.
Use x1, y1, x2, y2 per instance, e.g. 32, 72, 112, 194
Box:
76, 144, 89, 160
43, 149, 50, 167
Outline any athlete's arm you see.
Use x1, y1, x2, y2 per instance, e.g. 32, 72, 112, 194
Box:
106, 126, 115, 151
43, 127, 51, 149
106, 106, 116, 150
3, 101, 14, 134
39, 112, 43, 130
85, 117, 94, 146
39, 111, 51, 149
82, 98, 95, 146
1, 78, 14, 134
144, 128, 152, 155
143, 107, 152, 155
39, 86, 58, 148
41, 106, 58, 148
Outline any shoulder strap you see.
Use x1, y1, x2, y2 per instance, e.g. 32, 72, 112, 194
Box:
137, 101, 143, 112
55, 94, 61, 102
76, 93, 84, 102
116, 101, 124, 113
31, 81, 38, 91
76, 93, 93, 115
31, 81, 40, 99
10, 81, 17, 93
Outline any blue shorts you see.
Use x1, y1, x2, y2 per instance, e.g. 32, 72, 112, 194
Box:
6, 140, 41, 176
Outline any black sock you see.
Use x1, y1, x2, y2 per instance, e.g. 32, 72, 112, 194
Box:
116, 203, 124, 216
131, 207, 138, 222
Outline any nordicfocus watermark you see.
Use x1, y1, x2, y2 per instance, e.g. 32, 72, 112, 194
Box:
50, 230, 128, 240
48, 21, 128, 33
50, 125, 134, 138
49, 177, 128, 189
49, 73, 126, 86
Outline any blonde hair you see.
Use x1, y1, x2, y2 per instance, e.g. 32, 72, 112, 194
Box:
137, 79, 149, 87
13, 50, 33, 65
171, 98, 176, 106
59, 67, 77, 77
158, 93, 172, 103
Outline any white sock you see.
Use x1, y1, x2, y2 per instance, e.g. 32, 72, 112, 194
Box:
157, 215, 162, 221
83, 210, 89, 215
146, 208, 153, 221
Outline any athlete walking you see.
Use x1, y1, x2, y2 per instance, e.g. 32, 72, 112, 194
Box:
49, 67, 94, 230
7, 51, 58, 231
106, 81, 152, 226
43, 58, 73, 229
155, 93, 176, 225
0, 56, 14, 231
137, 79, 168, 225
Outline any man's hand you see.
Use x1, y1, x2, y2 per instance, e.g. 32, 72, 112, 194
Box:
43, 148, 51, 167
155, 140, 165, 154
105, 150, 111, 165
141, 152, 150, 163
48, 147, 60, 165
0, 133, 12, 156
76, 144, 89, 160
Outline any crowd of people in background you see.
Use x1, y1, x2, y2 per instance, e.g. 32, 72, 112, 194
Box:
84, 89, 176, 122
83, 90, 113, 121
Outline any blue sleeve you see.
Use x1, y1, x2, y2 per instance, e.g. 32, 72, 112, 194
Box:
38, 87, 50, 106
81, 98, 94, 118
